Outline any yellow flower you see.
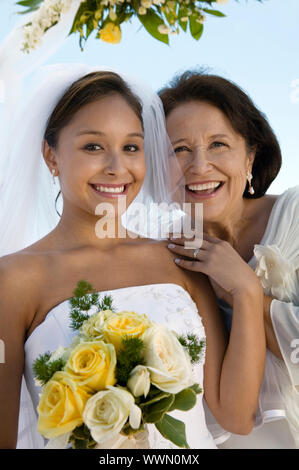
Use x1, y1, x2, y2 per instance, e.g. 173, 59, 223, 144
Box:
64, 341, 117, 392
101, 311, 151, 351
37, 371, 90, 439
98, 23, 121, 44
80, 310, 114, 339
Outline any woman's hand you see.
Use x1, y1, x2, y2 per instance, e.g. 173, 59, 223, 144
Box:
168, 233, 261, 302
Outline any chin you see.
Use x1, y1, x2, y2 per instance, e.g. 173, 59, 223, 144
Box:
188, 201, 223, 223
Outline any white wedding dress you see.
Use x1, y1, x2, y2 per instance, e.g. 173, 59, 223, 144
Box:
17, 283, 217, 449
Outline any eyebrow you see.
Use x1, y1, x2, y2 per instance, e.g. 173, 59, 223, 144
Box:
209, 133, 229, 139
172, 134, 229, 145
171, 138, 188, 146
76, 130, 144, 138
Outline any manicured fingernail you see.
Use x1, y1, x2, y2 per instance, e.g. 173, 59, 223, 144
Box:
174, 258, 180, 264
168, 243, 175, 248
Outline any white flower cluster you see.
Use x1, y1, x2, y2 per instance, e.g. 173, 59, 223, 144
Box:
22, 0, 73, 52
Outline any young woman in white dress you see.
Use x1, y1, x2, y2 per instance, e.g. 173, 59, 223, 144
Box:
161, 71, 299, 448
0, 64, 266, 449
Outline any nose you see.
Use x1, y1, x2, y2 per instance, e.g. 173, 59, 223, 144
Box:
189, 147, 212, 175
103, 150, 127, 177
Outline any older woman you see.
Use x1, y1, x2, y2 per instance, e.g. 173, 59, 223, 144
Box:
160, 71, 299, 449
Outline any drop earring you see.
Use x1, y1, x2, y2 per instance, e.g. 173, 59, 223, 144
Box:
247, 171, 255, 195
51, 168, 56, 185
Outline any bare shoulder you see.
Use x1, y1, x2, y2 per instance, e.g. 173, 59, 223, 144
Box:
0, 250, 49, 330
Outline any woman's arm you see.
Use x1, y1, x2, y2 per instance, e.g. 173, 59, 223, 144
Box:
0, 255, 37, 448
263, 294, 283, 359
184, 270, 265, 436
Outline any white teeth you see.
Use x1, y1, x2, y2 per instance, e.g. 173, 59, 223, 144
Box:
94, 185, 125, 193
187, 182, 221, 191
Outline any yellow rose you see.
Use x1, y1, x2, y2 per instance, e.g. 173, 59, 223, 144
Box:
64, 341, 117, 392
37, 371, 90, 439
80, 310, 114, 339
101, 311, 151, 351
98, 23, 121, 44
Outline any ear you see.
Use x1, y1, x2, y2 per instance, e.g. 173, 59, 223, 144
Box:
42, 140, 59, 176
246, 147, 256, 174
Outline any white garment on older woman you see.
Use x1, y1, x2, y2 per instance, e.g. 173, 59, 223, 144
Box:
205, 185, 299, 449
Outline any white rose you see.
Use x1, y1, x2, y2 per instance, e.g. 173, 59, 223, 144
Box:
142, 325, 194, 394
83, 386, 141, 444
127, 365, 151, 398
254, 244, 295, 301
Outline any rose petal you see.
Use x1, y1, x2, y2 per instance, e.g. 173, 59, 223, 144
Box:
129, 404, 141, 430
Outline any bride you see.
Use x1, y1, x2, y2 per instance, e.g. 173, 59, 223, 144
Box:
0, 64, 266, 449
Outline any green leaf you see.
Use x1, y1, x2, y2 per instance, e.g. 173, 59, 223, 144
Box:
16, 0, 42, 7
144, 395, 175, 423
203, 8, 226, 18
139, 391, 171, 408
189, 16, 204, 41
16, 0, 42, 14
168, 388, 197, 412
190, 383, 203, 395
138, 10, 169, 45
178, 5, 189, 32
155, 414, 189, 448
73, 439, 88, 449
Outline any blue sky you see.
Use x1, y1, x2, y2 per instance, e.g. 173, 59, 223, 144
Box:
0, 0, 298, 193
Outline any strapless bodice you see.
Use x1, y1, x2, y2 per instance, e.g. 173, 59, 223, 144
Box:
20, 283, 217, 449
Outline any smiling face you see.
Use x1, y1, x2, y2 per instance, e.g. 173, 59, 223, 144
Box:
44, 93, 146, 219
166, 100, 255, 223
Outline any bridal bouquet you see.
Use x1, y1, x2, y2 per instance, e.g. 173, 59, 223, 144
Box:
33, 280, 205, 449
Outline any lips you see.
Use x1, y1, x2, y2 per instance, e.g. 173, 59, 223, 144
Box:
89, 183, 130, 198
185, 181, 224, 199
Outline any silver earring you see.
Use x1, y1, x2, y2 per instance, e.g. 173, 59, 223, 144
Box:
51, 168, 56, 185
247, 171, 255, 195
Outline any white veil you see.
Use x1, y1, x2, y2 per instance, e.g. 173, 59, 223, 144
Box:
0, 6, 186, 450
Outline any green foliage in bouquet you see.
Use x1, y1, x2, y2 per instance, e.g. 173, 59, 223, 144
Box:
69, 424, 97, 449
69, 279, 115, 330
130, 384, 203, 448
16, 0, 264, 52
178, 332, 206, 364
116, 337, 145, 384
33, 351, 66, 385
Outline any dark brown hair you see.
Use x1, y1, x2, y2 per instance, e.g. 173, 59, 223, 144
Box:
159, 70, 282, 198
44, 71, 143, 149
